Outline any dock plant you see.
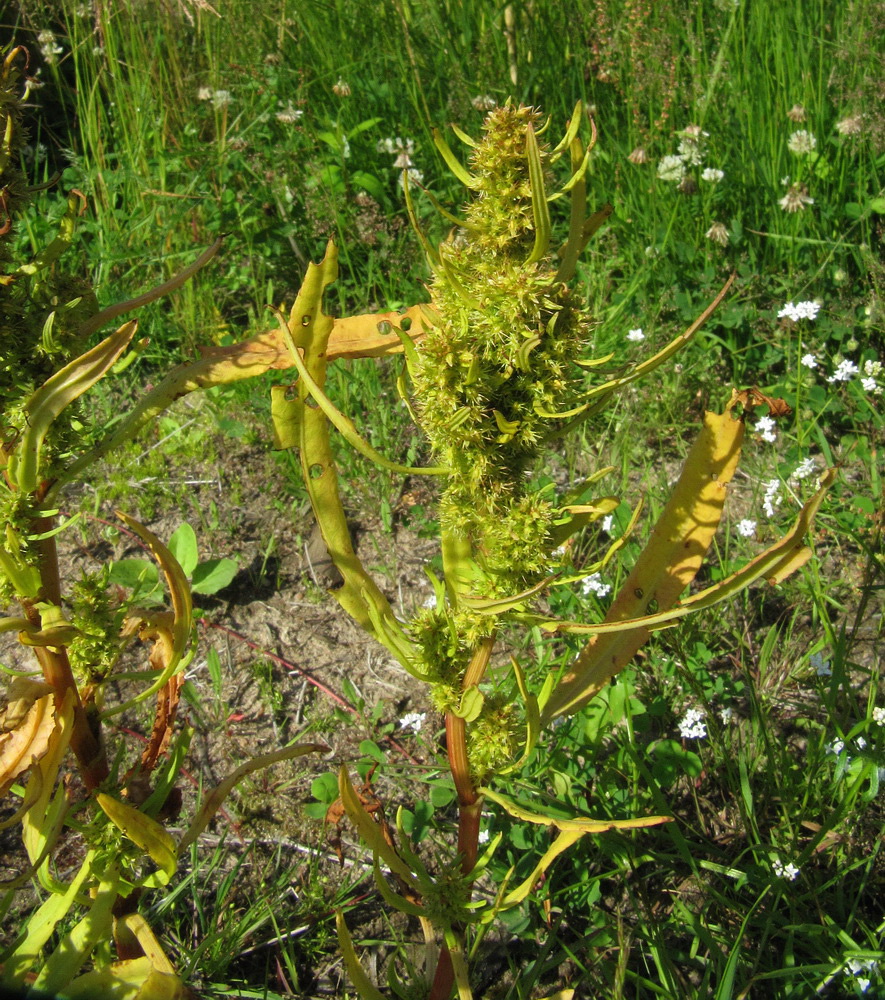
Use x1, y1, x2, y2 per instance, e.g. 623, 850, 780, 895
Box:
261, 102, 836, 999
2, 32, 838, 997
0, 46, 324, 998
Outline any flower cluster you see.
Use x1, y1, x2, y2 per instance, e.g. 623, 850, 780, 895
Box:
197, 87, 232, 109
275, 101, 304, 125
844, 958, 878, 994
772, 858, 800, 880
655, 124, 724, 191
779, 182, 814, 213
735, 518, 756, 538
787, 129, 817, 155
755, 415, 777, 443
762, 478, 781, 518
679, 708, 707, 739
378, 136, 423, 189
581, 573, 611, 598
37, 29, 63, 65
778, 300, 821, 322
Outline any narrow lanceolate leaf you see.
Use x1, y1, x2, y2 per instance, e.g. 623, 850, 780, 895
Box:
2, 848, 97, 986
433, 127, 478, 188
276, 310, 450, 476
542, 406, 744, 721
13, 321, 137, 492
336, 911, 389, 1000
178, 742, 327, 853
481, 786, 671, 834
48, 300, 428, 499
96, 793, 177, 884
32, 875, 119, 996
338, 765, 421, 890
77, 236, 224, 340
100, 513, 193, 719
525, 123, 552, 266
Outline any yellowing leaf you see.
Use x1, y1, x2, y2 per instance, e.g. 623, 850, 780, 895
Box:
96, 793, 177, 883
543, 406, 744, 721
0, 687, 56, 796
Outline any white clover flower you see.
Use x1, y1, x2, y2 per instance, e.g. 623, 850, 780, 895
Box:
787, 103, 807, 123
791, 457, 817, 481
678, 139, 705, 166
787, 130, 817, 154
581, 574, 611, 598
197, 86, 214, 101
210, 89, 231, 109
679, 708, 707, 739
471, 94, 497, 111
626, 328, 645, 342
755, 415, 777, 442
772, 859, 800, 880
276, 102, 303, 124
827, 359, 859, 383
705, 222, 729, 245
779, 184, 814, 212
701, 167, 724, 183
762, 479, 781, 518
810, 652, 831, 676
398, 167, 424, 190
872, 707, 885, 725
332, 78, 351, 97
657, 154, 686, 183
801, 353, 818, 369
835, 115, 864, 136
399, 711, 426, 733
736, 519, 757, 538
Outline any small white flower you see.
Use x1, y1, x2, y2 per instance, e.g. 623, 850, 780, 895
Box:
37, 29, 63, 64
626, 328, 645, 342
755, 415, 777, 442
778, 300, 820, 322
701, 167, 724, 183
772, 858, 800, 880
861, 359, 883, 394
845, 957, 878, 993
398, 167, 424, 190
762, 479, 781, 518
399, 712, 426, 733
422, 594, 436, 609
801, 353, 818, 369
275, 102, 304, 124
477, 828, 490, 844
779, 184, 814, 212
835, 115, 864, 136
810, 652, 831, 676
791, 457, 817, 481
705, 222, 729, 245
601, 514, 614, 534
657, 154, 686, 183
678, 138, 705, 166
736, 519, 757, 538
826, 738, 845, 755
872, 707, 885, 725
857, 736, 868, 750
787, 130, 817, 154
679, 708, 707, 739
471, 94, 497, 111
581, 574, 611, 598
197, 86, 214, 101
827, 359, 859, 383
718, 706, 734, 723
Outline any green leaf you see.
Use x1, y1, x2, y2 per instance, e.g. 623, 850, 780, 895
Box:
359, 739, 386, 763
650, 740, 703, 787
107, 559, 161, 595
869, 197, 885, 215
311, 772, 340, 803
190, 557, 238, 595
168, 524, 199, 578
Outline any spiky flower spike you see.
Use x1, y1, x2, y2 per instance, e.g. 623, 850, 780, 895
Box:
412, 104, 593, 595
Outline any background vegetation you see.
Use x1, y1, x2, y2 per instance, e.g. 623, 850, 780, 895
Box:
2, 0, 883, 997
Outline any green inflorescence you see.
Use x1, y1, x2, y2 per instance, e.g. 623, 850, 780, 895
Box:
67, 569, 128, 685
412, 104, 592, 597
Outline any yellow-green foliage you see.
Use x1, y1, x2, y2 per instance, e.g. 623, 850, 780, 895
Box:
413, 105, 591, 593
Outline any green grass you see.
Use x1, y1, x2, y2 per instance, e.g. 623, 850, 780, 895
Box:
4, 0, 884, 996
